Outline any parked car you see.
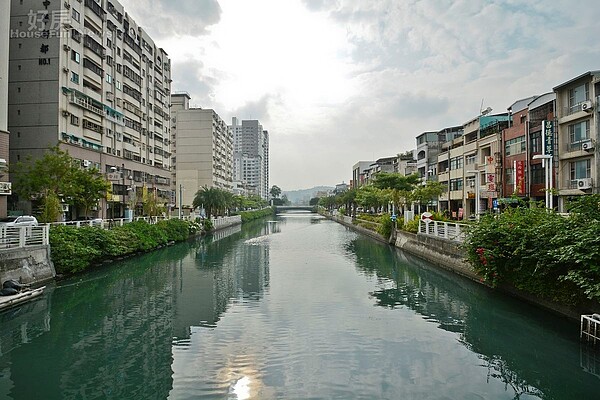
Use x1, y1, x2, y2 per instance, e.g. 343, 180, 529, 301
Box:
0, 216, 39, 227
73, 216, 103, 226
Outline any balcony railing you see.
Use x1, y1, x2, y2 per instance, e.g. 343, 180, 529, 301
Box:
69, 93, 103, 116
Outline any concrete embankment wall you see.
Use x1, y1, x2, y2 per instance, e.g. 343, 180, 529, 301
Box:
0, 246, 55, 285
326, 214, 589, 320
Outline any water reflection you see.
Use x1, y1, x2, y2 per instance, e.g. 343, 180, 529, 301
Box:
172, 219, 271, 338
348, 235, 599, 399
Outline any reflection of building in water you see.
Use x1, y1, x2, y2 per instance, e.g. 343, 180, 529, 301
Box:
0, 293, 52, 398
172, 223, 271, 340
1, 258, 178, 399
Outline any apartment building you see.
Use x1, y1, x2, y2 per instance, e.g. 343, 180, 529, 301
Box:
501, 94, 556, 205
0, 1, 11, 217
171, 93, 233, 209
415, 127, 462, 181
553, 71, 600, 212
230, 118, 269, 199
351, 161, 374, 188
437, 116, 508, 219
395, 152, 417, 176
502, 96, 538, 198
9, 0, 173, 218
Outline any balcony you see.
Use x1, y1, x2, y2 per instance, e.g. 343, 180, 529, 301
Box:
69, 93, 103, 116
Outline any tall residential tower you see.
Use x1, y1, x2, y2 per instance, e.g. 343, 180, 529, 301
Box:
9, 0, 173, 217
230, 118, 269, 199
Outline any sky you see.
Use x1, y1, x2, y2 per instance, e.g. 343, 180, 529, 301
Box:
120, 0, 600, 191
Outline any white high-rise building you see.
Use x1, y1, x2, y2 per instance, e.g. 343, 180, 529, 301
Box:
230, 118, 269, 199
171, 93, 233, 209
9, 0, 173, 218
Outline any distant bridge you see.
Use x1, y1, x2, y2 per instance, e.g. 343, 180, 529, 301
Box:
275, 205, 317, 212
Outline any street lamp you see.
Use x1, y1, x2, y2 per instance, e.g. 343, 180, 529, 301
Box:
533, 154, 553, 210
467, 170, 480, 220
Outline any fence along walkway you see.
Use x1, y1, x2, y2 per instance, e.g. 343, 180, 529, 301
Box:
418, 220, 468, 242
0, 225, 50, 249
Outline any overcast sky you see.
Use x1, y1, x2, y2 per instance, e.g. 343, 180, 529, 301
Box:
121, 0, 600, 191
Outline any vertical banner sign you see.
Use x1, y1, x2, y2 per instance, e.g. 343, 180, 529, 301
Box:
542, 120, 554, 156
515, 160, 526, 194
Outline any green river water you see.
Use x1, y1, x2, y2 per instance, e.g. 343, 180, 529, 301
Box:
0, 211, 597, 399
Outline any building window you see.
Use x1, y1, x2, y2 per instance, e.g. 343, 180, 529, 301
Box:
71, 50, 80, 63
70, 115, 79, 126
465, 154, 476, 165
505, 167, 514, 185
449, 156, 463, 170
72, 9, 80, 22
530, 131, 541, 154
71, 29, 81, 43
568, 82, 589, 110
449, 178, 463, 191
570, 159, 591, 180
531, 163, 544, 185
568, 120, 590, 144
106, 73, 113, 84
70, 72, 79, 84
505, 136, 526, 156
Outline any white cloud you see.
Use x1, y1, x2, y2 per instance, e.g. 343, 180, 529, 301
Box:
122, 0, 600, 189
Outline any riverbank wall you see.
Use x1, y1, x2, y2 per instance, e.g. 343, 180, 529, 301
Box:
326, 213, 588, 320
0, 245, 55, 285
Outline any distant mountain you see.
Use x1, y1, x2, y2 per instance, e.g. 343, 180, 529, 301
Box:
282, 186, 334, 205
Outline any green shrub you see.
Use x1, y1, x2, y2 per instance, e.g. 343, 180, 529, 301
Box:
201, 218, 214, 231
240, 208, 274, 222
376, 213, 393, 238
49, 219, 200, 275
402, 218, 420, 233
463, 195, 600, 304
49, 226, 101, 274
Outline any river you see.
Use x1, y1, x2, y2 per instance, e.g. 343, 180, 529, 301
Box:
0, 211, 597, 399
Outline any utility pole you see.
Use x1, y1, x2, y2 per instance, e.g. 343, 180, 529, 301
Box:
178, 184, 183, 219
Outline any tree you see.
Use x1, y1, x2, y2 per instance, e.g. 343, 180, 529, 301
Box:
410, 181, 445, 212
270, 185, 282, 199
371, 172, 420, 214
356, 186, 386, 212
72, 167, 111, 217
192, 186, 234, 218
11, 146, 109, 222
309, 197, 320, 206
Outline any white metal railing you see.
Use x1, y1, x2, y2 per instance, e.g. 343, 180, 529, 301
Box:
50, 215, 244, 231
211, 215, 242, 228
0, 225, 50, 249
51, 215, 196, 229
581, 314, 600, 345
418, 220, 468, 242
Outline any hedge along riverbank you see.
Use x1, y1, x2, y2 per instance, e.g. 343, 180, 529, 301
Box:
50, 219, 201, 275
238, 207, 275, 222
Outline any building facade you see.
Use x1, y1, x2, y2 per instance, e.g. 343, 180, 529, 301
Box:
351, 161, 374, 188
553, 71, 600, 212
437, 116, 508, 219
171, 93, 233, 209
230, 118, 269, 199
0, 1, 11, 217
9, 0, 173, 218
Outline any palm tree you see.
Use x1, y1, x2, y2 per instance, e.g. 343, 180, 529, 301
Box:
193, 186, 223, 218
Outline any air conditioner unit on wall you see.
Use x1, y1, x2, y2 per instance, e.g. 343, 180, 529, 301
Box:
582, 100, 593, 112
577, 178, 592, 190
581, 140, 594, 151
63, 44, 71, 51
82, 160, 91, 168
62, 110, 70, 117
